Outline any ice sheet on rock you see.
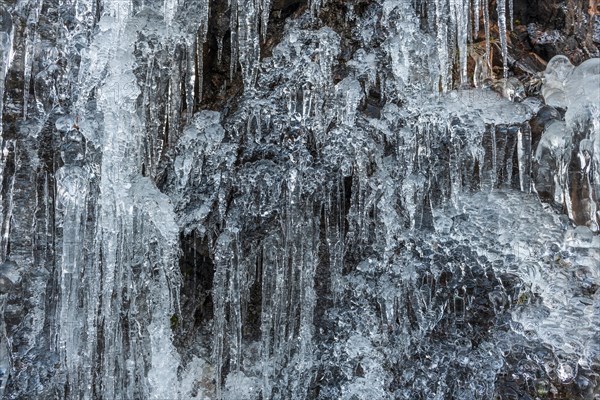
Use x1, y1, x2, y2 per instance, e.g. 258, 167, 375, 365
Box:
563, 58, 600, 124
535, 121, 573, 204
347, 50, 378, 92
335, 77, 363, 126
494, 77, 525, 101
173, 111, 225, 192
437, 88, 532, 125
179, 356, 215, 399
447, 192, 600, 370
542, 55, 575, 109
223, 371, 261, 400
169, 110, 237, 235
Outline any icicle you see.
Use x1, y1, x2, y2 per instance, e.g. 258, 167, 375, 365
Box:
310, 0, 323, 18
260, 240, 275, 399
55, 165, 89, 395
302, 82, 312, 123
212, 243, 227, 399
0, 294, 10, 398
260, 0, 271, 41
0, 8, 12, 139
285, 86, 296, 116
164, 0, 177, 26
294, 203, 318, 399
509, 0, 513, 30
0, 86, 8, 260
186, 40, 196, 117
217, 34, 224, 65
0, 141, 15, 261
473, 0, 480, 37
230, 0, 239, 80
22, 1, 42, 119
238, 0, 261, 89
230, 236, 243, 374
330, 175, 345, 302
197, 32, 205, 104
497, 0, 508, 78
195, 0, 209, 103
336, 77, 363, 125
434, 0, 449, 92
483, 0, 491, 72
453, 0, 469, 85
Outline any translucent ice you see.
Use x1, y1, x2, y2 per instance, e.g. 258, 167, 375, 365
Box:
539, 56, 600, 229
542, 55, 575, 108
0, 1, 597, 399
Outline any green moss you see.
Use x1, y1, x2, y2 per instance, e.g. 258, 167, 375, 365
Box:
517, 292, 529, 304
535, 379, 550, 396
170, 314, 179, 330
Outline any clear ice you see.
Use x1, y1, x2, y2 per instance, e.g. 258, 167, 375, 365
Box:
0, 0, 598, 399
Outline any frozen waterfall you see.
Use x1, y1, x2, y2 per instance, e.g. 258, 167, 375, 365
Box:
0, 0, 599, 399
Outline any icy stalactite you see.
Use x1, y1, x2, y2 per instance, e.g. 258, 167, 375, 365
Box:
185, 38, 197, 117
164, 0, 179, 27
211, 178, 321, 399
47, 2, 184, 397
21, 0, 42, 119
473, 0, 480, 37
0, 7, 13, 279
131, 178, 182, 400
324, 174, 348, 302
496, 0, 509, 78
0, 5, 12, 139
453, 0, 470, 85
55, 164, 91, 397
261, 0, 272, 41
230, 0, 239, 80
310, 0, 327, 17
425, 0, 514, 90
238, 0, 261, 90
335, 77, 363, 126
195, 0, 210, 103
434, 0, 450, 91
234, 0, 276, 89
508, 0, 513, 31
483, 0, 491, 73
267, 203, 318, 399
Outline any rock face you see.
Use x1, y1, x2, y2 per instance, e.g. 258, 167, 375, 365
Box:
514, 0, 599, 64
0, 0, 599, 399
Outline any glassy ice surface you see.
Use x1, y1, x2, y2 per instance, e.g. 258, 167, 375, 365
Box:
0, 0, 598, 399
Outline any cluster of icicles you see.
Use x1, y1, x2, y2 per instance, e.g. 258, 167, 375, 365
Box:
0, 0, 519, 398
166, 0, 513, 94
0, 0, 514, 138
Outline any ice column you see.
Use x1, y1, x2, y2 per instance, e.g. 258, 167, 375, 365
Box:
496, 0, 508, 78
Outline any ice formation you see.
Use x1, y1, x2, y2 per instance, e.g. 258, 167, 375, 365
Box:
538, 56, 600, 230
0, 0, 598, 399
